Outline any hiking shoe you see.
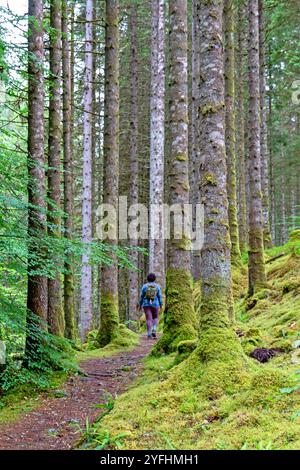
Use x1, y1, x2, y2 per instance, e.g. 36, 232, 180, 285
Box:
147, 334, 152, 339
152, 331, 157, 339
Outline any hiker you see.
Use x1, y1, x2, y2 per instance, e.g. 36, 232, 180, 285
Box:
139, 273, 163, 339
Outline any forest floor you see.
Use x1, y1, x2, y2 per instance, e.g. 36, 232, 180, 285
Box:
1, 234, 300, 450
80, 232, 300, 450
0, 335, 154, 450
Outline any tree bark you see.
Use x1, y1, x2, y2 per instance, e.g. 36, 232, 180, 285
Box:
48, 0, 64, 336
247, 0, 267, 295
97, 0, 120, 347
62, 0, 76, 340
155, 0, 197, 354
25, 0, 47, 360
279, 142, 288, 244
236, 0, 248, 253
258, 0, 272, 247
149, 0, 165, 288
190, 0, 201, 280
199, 0, 233, 327
267, 43, 276, 243
224, 0, 241, 266
80, 0, 94, 341
149, 0, 165, 289
128, 3, 140, 321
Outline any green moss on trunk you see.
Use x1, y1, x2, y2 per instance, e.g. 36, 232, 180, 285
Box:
153, 268, 198, 354
64, 273, 76, 340
200, 281, 231, 330
96, 293, 119, 347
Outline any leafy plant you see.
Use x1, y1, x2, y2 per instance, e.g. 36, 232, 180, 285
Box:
280, 370, 300, 395
93, 392, 115, 414
94, 430, 128, 450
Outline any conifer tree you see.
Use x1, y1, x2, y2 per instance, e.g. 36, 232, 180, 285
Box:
48, 0, 64, 336
247, 0, 267, 295
80, 0, 94, 341
155, 0, 197, 353
25, 0, 47, 358
224, 0, 241, 266
97, 0, 120, 347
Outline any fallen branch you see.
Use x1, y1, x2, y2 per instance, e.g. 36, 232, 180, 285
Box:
266, 253, 286, 264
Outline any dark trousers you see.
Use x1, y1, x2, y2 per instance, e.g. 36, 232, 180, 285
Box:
143, 306, 159, 335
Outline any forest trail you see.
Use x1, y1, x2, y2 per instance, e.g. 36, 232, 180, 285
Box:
0, 335, 154, 450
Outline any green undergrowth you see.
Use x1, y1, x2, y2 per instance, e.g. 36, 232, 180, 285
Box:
0, 370, 67, 426
0, 324, 139, 427
84, 232, 300, 450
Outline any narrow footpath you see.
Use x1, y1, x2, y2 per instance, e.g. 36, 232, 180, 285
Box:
0, 335, 153, 450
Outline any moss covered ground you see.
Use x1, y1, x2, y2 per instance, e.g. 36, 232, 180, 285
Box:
85, 232, 300, 450
78, 324, 139, 359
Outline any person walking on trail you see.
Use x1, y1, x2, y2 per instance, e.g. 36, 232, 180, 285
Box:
139, 273, 163, 339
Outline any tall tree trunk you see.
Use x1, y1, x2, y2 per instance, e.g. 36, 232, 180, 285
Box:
199, 0, 233, 328
149, 0, 165, 289
128, 3, 140, 321
247, 0, 267, 295
190, 0, 201, 280
267, 43, 276, 243
97, 0, 120, 347
25, 0, 47, 360
48, 0, 64, 336
258, 0, 271, 247
224, 0, 241, 266
96, 12, 105, 329
62, 0, 76, 340
279, 142, 288, 244
155, 0, 197, 354
236, 0, 248, 253
91, 2, 98, 328
80, 0, 94, 341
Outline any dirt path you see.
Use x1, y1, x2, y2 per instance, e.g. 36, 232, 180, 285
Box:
0, 335, 154, 450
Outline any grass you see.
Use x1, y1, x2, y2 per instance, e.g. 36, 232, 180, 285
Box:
83, 231, 300, 450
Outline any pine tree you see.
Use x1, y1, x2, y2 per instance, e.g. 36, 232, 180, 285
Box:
198, 0, 233, 327
80, 0, 94, 341
149, 0, 165, 289
236, 0, 248, 253
48, 0, 64, 336
97, 0, 120, 347
155, 0, 197, 354
62, 0, 76, 340
25, 0, 47, 359
247, 0, 267, 295
224, 0, 241, 266
128, 3, 140, 321
190, 0, 201, 280
258, 0, 271, 247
